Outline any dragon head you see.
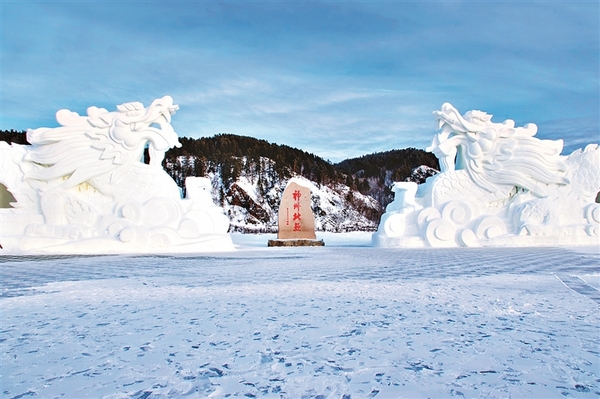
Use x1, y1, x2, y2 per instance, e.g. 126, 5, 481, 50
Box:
26, 96, 183, 188
87, 95, 182, 162
428, 103, 536, 173
427, 103, 568, 197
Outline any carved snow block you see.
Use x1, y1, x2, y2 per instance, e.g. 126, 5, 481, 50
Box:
268, 179, 324, 247
373, 102, 600, 248
0, 96, 234, 254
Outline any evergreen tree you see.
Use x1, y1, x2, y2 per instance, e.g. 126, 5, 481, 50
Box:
0, 130, 29, 145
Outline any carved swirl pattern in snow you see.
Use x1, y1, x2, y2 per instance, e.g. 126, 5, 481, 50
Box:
458, 229, 479, 247
441, 200, 476, 226
474, 216, 507, 240
585, 203, 599, 236
417, 208, 441, 230
0, 98, 234, 253
586, 203, 600, 224
425, 218, 456, 247
373, 103, 600, 248
382, 213, 406, 237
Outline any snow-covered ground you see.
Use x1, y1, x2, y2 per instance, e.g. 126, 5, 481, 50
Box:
1, 233, 599, 399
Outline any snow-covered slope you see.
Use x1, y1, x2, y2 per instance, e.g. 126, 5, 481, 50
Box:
166, 156, 381, 233
2, 244, 598, 398
407, 164, 439, 183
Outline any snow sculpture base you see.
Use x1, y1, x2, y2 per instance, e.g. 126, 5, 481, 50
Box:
0, 97, 233, 254
267, 239, 325, 247
373, 103, 600, 248
0, 232, 234, 255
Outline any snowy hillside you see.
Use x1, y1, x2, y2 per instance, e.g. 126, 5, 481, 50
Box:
159, 134, 441, 232
407, 164, 439, 184
166, 156, 381, 233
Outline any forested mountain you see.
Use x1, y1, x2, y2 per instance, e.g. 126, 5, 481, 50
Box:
162, 134, 438, 231
166, 134, 342, 186
164, 135, 437, 199
162, 134, 379, 232
336, 148, 439, 182
335, 149, 439, 208
0, 130, 439, 232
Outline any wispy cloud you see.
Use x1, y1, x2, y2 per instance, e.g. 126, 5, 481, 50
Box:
1, 1, 597, 162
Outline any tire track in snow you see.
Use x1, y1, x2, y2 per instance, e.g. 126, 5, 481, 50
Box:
554, 274, 600, 304
1, 246, 598, 299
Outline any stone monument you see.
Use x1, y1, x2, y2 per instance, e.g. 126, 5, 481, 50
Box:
268, 177, 324, 247
373, 102, 600, 248
0, 96, 234, 254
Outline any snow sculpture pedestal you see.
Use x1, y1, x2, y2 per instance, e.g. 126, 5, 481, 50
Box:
268, 178, 324, 247
0, 96, 233, 254
373, 103, 600, 248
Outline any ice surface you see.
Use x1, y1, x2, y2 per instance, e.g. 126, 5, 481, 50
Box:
1, 234, 599, 398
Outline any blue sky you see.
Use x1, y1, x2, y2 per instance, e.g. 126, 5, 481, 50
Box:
1, 1, 598, 162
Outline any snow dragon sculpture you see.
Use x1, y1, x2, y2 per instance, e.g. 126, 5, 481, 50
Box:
373, 103, 600, 247
0, 96, 232, 253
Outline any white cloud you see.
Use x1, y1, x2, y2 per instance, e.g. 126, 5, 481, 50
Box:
1, 1, 597, 163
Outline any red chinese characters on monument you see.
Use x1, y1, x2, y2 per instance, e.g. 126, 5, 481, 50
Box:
277, 180, 316, 240
292, 190, 302, 231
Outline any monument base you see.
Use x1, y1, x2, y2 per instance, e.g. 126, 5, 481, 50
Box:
268, 239, 325, 247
